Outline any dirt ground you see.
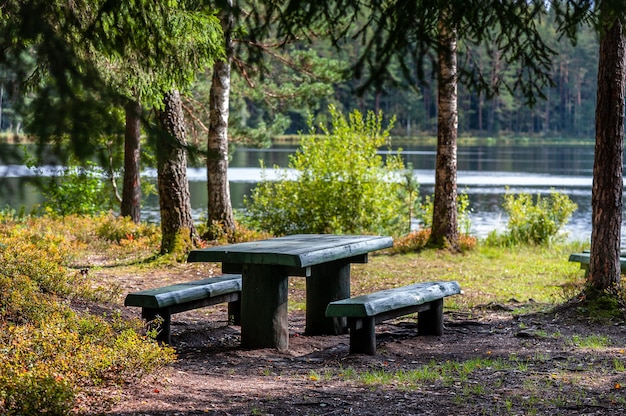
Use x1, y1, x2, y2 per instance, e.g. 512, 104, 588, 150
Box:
83, 265, 626, 416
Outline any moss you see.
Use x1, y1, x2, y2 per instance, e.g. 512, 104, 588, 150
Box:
577, 286, 626, 322
160, 227, 194, 262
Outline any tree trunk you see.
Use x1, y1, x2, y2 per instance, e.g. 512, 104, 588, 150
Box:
120, 100, 142, 223
428, 15, 459, 250
206, 1, 236, 240
589, 17, 625, 290
156, 90, 197, 256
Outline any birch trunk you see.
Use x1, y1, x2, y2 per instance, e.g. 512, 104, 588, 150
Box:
206, 1, 235, 239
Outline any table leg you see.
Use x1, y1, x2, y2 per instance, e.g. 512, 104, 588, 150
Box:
240, 264, 289, 350
305, 260, 350, 335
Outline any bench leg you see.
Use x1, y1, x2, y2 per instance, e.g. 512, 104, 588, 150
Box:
417, 298, 444, 336
348, 317, 376, 355
142, 307, 172, 344
228, 299, 241, 326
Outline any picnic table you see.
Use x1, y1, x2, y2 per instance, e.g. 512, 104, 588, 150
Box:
187, 234, 393, 350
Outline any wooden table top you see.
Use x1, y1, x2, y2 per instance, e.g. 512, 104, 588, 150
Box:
187, 234, 393, 268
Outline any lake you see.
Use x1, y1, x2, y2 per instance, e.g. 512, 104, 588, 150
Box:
0, 142, 613, 243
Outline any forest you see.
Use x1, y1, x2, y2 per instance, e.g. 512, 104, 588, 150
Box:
0, 6, 599, 142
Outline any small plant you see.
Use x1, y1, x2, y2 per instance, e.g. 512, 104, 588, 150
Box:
0, 214, 175, 415
32, 160, 112, 217
95, 214, 160, 244
486, 189, 577, 246
391, 229, 432, 253
196, 218, 273, 245
416, 192, 473, 235
397, 165, 421, 232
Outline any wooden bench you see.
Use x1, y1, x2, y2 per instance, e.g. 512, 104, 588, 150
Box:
124, 274, 242, 344
568, 251, 626, 277
325, 281, 461, 355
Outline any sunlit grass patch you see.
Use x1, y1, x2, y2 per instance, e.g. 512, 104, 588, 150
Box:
328, 357, 514, 390
569, 334, 612, 349
354, 243, 585, 309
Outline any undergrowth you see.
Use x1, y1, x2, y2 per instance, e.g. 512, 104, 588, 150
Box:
0, 213, 175, 415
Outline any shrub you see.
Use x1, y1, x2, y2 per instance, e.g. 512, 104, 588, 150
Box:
95, 214, 160, 244
390, 228, 477, 254
0, 221, 74, 296
0, 313, 175, 415
0, 215, 175, 415
486, 189, 577, 246
417, 192, 472, 235
197, 218, 273, 245
243, 105, 409, 236
32, 160, 111, 217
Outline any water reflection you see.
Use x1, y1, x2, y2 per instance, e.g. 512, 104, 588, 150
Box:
0, 142, 616, 243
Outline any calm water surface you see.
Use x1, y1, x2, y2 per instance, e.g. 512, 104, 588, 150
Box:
0, 143, 612, 242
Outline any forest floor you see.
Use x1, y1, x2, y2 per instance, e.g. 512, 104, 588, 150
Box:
79, 262, 626, 416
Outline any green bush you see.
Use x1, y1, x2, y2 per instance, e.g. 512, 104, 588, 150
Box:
243, 106, 409, 236
28, 159, 111, 217
0, 215, 175, 415
486, 189, 577, 246
95, 214, 160, 243
417, 192, 472, 235
0, 313, 175, 415
0, 223, 74, 296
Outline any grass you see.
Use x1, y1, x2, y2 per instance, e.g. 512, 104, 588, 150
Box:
305, 349, 626, 414
348, 242, 587, 310
266, 241, 587, 314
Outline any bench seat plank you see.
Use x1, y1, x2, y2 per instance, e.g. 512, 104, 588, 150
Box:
326, 281, 460, 355
325, 281, 461, 318
124, 274, 242, 344
124, 274, 242, 309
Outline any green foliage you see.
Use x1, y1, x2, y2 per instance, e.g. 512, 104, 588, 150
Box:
418, 192, 473, 235
0, 313, 175, 415
196, 218, 273, 245
569, 334, 611, 349
390, 228, 478, 254
95, 214, 160, 244
0, 214, 175, 414
396, 166, 421, 232
575, 286, 626, 322
457, 193, 473, 236
486, 189, 577, 246
0, 219, 74, 297
30, 160, 111, 217
243, 106, 408, 236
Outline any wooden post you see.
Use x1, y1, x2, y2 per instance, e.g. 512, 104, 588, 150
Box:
305, 260, 351, 335
418, 299, 444, 336
228, 299, 241, 326
349, 317, 376, 355
240, 264, 289, 350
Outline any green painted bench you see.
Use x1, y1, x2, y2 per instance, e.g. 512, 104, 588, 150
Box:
124, 274, 242, 344
568, 251, 626, 277
325, 281, 461, 355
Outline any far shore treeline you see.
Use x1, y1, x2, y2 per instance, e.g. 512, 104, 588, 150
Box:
0, 12, 598, 142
